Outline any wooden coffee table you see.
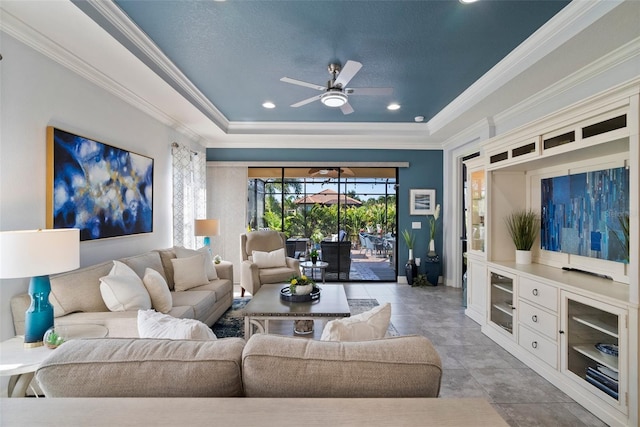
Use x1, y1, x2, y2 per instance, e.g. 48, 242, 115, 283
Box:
243, 284, 350, 338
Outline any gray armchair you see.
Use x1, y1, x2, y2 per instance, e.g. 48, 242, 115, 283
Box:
240, 230, 300, 296
320, 241, 352, 281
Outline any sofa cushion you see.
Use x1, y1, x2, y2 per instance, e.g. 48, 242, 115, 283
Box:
171, 290, 217, 320
321, 303, 391, 341
258, 266, 298, 284
172, 254, 209, 291
142, 268, 173, 313
242, 334, 442, 398
175, 246, 218, 280
244, 230, 286, 256
251, 248, 286, 268
49, 261, 112, 317
120, 251, 167, 282
36, 338, 246, 397
99, 261, 152, 312
155, 247, 177, 290
137, 309, 216, 340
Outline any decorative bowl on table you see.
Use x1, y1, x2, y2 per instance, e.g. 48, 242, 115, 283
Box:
43, 326, 66, 349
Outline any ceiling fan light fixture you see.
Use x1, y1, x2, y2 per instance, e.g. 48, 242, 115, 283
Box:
321, 91, 348, 108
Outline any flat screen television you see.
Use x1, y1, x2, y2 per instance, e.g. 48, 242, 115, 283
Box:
541, 166, 629, 263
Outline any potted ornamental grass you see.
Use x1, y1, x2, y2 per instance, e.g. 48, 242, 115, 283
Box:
504, 209, 539, 264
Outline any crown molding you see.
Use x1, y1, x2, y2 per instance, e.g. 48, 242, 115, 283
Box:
84, 0, 230, 133
427, 0, 625, 136
0, 2, 206, 142
441, 117, 495, 150
226, 120, 428, 136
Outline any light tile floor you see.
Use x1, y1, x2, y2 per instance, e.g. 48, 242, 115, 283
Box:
236, 283, 608, 427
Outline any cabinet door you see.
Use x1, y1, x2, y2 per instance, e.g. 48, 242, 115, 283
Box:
560, 291, 628, 415
465, 258, 486, 325
488, 269, 516, 339
468, 168, 486, 254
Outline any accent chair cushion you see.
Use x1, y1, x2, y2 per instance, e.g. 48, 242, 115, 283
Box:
174, 246, 218, 280
137, 309, 216, 340
252, 248, 286, 268
142, 268, 173, 313
321, 302, 391, 341
99, 261, 152, 312
171, 254, 209, 291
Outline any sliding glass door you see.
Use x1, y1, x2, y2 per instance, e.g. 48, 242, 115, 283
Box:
247, 167, 397, 282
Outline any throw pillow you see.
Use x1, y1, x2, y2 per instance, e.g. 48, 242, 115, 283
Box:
99, 261, 152, 312
320, 303, 391, 342
142, 268, 173, 314
137, 309, 216, 340
171, 254, 209, 291
251, 247, 286, 268
174, 246, 218, 280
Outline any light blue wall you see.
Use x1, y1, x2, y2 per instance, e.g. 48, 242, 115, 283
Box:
207, 148, 443, 276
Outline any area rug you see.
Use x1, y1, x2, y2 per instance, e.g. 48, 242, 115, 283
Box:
212, 297, 399, 339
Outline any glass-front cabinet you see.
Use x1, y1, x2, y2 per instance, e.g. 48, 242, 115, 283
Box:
488, 269, 516, 339
561, 291, 628, 415
469, 168, 486, 253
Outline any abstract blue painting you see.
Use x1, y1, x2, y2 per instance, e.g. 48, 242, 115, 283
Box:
47, 127, 153, 241
541, 166, 629, 263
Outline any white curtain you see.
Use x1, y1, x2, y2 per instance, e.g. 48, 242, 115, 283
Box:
172, 143, 206, 248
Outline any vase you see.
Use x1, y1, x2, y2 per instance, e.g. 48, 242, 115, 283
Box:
293, 284, 313, 295
515, 250, 532, 264
311, 255, 318, 264
405, 249, 417, 286
428, 239, 436, 257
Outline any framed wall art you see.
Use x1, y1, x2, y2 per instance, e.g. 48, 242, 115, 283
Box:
410, 189, 436, 215
46, 127, 154, 241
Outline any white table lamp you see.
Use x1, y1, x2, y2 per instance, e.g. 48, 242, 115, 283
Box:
194, 219, 220, 248
0, 229, 79, 347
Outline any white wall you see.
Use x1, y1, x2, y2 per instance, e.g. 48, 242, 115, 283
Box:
0, 34, 199, 342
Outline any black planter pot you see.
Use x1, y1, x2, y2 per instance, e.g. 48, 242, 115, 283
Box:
311, 256, 318, 264
424, 254, 441, 286
405, 259, 418, 286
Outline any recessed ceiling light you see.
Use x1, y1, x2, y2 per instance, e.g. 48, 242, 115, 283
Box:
414, 116, 425, 123
262, 101, 276, 109
459, 0, 478, 3
387, 103, 401, 111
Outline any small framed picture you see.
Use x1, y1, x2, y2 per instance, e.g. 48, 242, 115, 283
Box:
410, 189, 436, 215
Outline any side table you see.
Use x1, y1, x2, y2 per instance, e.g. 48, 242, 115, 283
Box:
299, 261, 328, 283
0, 324, 108, 397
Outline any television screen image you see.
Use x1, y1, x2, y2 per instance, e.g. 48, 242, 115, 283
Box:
541, 166, 629, 263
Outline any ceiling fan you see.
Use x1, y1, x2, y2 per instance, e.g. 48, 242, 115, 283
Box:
308, 167, 355, 177
280, 61, 393, 115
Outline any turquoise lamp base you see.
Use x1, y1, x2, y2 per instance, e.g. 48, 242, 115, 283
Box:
24, 275, 54, 347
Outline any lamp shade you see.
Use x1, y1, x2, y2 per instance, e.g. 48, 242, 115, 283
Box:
0, 229, 80, 278
194, 219, 220, 237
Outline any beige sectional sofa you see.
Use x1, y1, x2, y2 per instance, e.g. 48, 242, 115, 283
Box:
35, 334, 443, 398
10, 248, 233, 338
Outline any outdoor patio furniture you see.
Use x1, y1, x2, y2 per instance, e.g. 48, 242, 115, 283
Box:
320, 241, 352, 281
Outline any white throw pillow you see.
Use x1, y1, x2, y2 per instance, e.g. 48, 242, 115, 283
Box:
171, 254, 209, 291
142, 268, 173, 313
320, 303, 391, 341
137, 309, 216, 340
99, 261, 152, 312
252, 247, 286, 268
174, 246, 218, 280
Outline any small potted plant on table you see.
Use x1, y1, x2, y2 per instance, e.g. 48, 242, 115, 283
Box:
505, 209, 539, 264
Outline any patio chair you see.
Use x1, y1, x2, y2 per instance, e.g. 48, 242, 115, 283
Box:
320, 241, 352, 281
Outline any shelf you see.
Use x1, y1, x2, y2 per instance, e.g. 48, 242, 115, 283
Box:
572, 315, 618, 338
492, 302, 513, 317
492, 283, 513, 294
572, 345, 618, 372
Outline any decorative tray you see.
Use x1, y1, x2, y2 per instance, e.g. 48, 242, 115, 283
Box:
595, 343, 618, 357
280, 287, 321, 302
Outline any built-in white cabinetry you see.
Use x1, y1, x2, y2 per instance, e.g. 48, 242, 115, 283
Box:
464, 157, 487, 325
464, 81, 639, 427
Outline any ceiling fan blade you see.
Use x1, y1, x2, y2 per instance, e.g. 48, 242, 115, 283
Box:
280, 77, 325, 91
291, 94, 322, 108
347, 87, 393, 96
334, 60, 362, 88
340, 102, 354, 115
